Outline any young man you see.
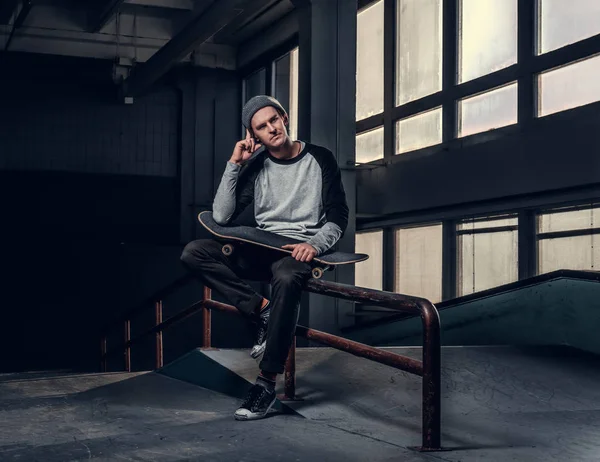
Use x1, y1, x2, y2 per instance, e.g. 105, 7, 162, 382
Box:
180, 95, 348, 420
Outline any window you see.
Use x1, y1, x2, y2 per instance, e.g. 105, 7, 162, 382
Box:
459, 0, 518, 83
537, 204, 600, 273
458, 82, 518, 137
395, 0, 442, 105
394, 224, 443, 302
356, 0, 384, 121
457, 215, 518, 296
537, 0, 600, 55
395, 107, 442, 154
273, 48, 300, 140
243, 47, 299, 138
356, 126, 384, 163
356, 230, 384, 290
243, 68, 266, 104
537, 54, 600, 118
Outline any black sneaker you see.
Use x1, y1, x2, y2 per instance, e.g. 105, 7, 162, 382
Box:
251, 301, 270, 359
234, 382, 277, 421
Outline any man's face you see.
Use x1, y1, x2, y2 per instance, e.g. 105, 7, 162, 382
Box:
250, 106, 289, 149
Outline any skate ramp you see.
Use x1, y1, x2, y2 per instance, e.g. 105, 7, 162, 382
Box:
160, 344, 600, 461
345, 271, 600, 352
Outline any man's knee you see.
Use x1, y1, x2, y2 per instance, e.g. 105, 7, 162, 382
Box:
180, 239, 218, 267
271, 257, 310, 287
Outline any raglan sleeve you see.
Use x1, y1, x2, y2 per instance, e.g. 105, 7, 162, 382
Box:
212, 160, 257, 225
306, 149, 349, 254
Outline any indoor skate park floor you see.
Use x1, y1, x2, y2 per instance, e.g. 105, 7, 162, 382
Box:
2, 345, 600, 461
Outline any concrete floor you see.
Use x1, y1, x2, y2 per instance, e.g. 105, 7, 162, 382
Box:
2, 345, 600, 461
0, 369, 424, 461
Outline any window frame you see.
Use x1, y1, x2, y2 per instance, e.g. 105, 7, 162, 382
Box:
355, 0, 600, 163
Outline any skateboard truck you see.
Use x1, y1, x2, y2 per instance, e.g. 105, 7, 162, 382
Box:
221, 243, 328, 279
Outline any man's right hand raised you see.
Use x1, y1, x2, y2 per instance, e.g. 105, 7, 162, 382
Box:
230, 129, 262, 166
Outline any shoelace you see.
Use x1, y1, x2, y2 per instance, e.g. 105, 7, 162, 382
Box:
242, 386, 268, 411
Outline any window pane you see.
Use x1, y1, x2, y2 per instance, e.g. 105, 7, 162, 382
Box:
458, 82, 518, 138
458, 229, 518, 296
538, 55, 600, 118
538, 206, 600, 233
244, 68, 266, 103
273, 48, 300, 140
394, 224, 443, 302
538, 0, 600, 54
458, 215, 518, 231
357, 0, 384, 120
289, 48, 299, 140
539, 235, 600, 273
395, 107, 442, 154
459, 0, 518, 83
356, 126, 384, 163
396, 0, 442, 105
356, 230, 384, 290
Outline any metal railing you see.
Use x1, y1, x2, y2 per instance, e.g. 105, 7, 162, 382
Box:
101, 276, 442, 451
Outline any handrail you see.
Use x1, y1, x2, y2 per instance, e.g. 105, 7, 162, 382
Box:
101, 278, 442, 451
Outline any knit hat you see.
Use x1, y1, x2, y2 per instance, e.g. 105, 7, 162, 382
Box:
242, 95, 287, 130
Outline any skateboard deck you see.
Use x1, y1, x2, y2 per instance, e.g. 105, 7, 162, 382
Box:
198, 211, 369, 278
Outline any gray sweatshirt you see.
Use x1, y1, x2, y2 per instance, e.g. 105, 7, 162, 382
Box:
212, 141, 349, 255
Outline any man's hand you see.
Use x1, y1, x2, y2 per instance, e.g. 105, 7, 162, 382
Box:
230, 129, 262, 165
282, 243, 318, 262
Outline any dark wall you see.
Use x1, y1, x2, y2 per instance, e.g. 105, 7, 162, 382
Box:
0, 52, 182, 372
357, 101, 600, 220
0, 52, 250, 373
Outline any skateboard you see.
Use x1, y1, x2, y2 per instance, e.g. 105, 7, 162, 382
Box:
198, 211, 369, 279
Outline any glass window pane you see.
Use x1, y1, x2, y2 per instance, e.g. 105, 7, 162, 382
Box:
396, 0, 442, 105
395, 107, 442, 154
458, 230, 519, 296
459, 0, 518, 83
538, 54, 600, 118
458, 215, 518, 231
356, 0, 384, 120
538, 0, 600, 54
538, 235, 600, 274
356, 230, 384, 290
289, 48, 299, 140
273, 48, 300, 141
538, 206, 600, 233
458, 82, 518, 138
356, 126, 384, 163
394, 224, 443, 302
244, 68, 266, 103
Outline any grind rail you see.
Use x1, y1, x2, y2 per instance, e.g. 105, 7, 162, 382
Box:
101, 276, 442, 451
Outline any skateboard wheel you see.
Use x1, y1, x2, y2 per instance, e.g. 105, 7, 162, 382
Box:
222, 244, 234, 256
311, 267, 324, 279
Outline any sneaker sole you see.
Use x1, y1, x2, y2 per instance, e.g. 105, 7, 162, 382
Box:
250, 342, 266, 359
234, 396, 276, 421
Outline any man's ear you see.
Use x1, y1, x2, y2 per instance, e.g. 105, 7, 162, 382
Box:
282, 113, 289, 126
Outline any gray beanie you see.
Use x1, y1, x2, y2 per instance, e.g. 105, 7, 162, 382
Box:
242, 95, 287, 130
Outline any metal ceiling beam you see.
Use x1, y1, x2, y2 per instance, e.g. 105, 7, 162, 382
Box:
212, 0, 280, 43
123, 0, 244, 97
4, 0, 32, 51
89, 0, 126, 33
123, 0, 194, 10
0, 0, 19, 25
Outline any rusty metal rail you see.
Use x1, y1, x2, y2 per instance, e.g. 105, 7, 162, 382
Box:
101, 277, 442, 451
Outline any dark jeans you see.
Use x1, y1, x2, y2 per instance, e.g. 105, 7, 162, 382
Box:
180, 239, 311, 374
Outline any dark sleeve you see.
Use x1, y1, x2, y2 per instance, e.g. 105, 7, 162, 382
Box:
314, 146, 349, 234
